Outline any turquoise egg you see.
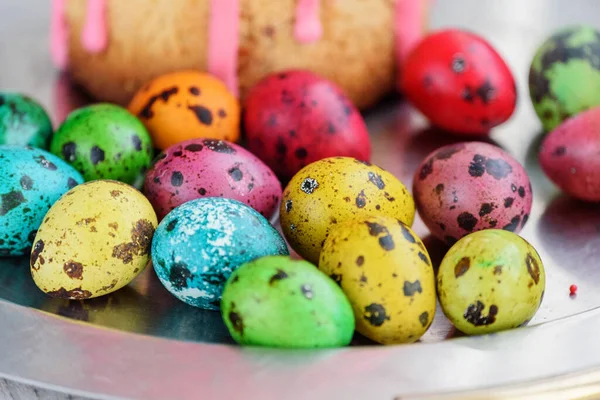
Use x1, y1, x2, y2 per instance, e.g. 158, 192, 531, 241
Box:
151, 197, 289, 310
0, 93, 53, 149
0, 145, 84, 255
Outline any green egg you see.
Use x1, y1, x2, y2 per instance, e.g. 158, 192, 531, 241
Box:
437, 230, 545, 336
50, 103, 153, 185
0, 93, 53, 149
529, 25, 600, 131
221, 255, 355, 348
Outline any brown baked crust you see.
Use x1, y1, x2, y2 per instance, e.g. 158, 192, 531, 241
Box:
65, 0, 422, 109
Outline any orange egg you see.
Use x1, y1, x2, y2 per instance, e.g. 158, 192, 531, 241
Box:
128, 71, 240, 150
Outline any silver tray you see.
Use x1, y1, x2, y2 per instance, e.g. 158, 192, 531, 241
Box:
2, 1, 600, 399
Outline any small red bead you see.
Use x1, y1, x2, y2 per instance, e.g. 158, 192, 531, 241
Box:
569, 284, 578, 295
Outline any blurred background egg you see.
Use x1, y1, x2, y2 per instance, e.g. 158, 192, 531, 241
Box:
151, 197, 289, 310
0, 92, 53, 148
128, 70, 240, 150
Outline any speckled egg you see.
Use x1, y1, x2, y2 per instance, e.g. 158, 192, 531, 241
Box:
280, 157, 415, 265
437, 229, 545, 335
0, 93, 53, 148
413, 142, 532, 245
31, 180, 157, 299
144, 139, 281, 221
529, 25, 600, 132
0, 146, 83, 256
539, 106, 600, 202
244, 70, 371, 182
50, 103, 153, 185
128, 71, 240, 150
152, 198, 289, 310
221, 255, 355, 348
319, 216, 436, 344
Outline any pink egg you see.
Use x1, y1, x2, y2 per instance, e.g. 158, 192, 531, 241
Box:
144, 139, 282, 220
539, 107, 600, 202
413, 142, 532, 245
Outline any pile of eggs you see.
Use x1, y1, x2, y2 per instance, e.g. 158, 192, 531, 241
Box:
2, 24, 599, 349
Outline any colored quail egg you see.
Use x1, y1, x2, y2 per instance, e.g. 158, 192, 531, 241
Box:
280, 157, 415, 265
0, 93, 53, 148
437, 229, 545, 335
413, 142, 532, 245
529, 25, 600, 132
144, 138, 281, 221
539, 106, 600, 202
151, 197, 289, 310
0, 146, 83, 256
50, 103, 153, 185
401, 29, 517, 135
221, 255, 355, 348
319, 216, 436, 344
128, 70, 240, 150
244, 70, 371, 182
31, 180, 157, 299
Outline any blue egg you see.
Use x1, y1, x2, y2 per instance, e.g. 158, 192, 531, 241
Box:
0, 145, 84, 255
152, 197, 289, 310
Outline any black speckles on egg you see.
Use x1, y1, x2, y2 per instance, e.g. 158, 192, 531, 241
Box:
475, 79, 496, 104
203, 139, 236, 154
34, 155, 57, 170
368, 172, 385, 190
435, 183, 444, 195
526, 253, 540, 284
300, 284, 313, 299
285, 200, 293, 212
139, 87, 178, 119
327, 122, 337, 135
30, 239, 44, 267
269, 269, 289, 284
20, 175, 33, 190
454, 257, 470, 278
403, 280, 422, 296
400, 223, 416, 244
418, 251, 430, 266
355, 190, 367, 208
189, 86, 201, 96
198, 188, 207, 195
90, 146, 105, 165
275, 137, 287, 157
365, 221, 387, 236
228, 165, 243, 181
295, 147, 308, 159
468, 154, 486, 177
511, 184, 517, 192
0, 190, 26, 216
478, 202, 495, 217
131, 135, 142, 151
419, 311, 429, 327
300, 178, 319, 194
171, 171, 184, 187
67, 177, 78, 189
419, 158, 434, 180
378, 235, 395, 251
166, 219, 178, 232
522, 214, 529, 228
169, 262, 192, 290
363, 303, 390, 326
485, 158, 512, 179
184, 143, 204, 152
188, 105, 213, 125
502, 215, 521, 232
518, 186, 526, 198
451, 55, 466, 73
356, 255, 364, 266
504, 197, 514, 208
62, 142, 77, 162
552, 146, 566, 157
457, 212, 478, 231
228, 307, 244, 335
464, 301, 498, 326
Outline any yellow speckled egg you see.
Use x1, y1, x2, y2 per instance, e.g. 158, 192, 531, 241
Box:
319, 215, 435, 344
437, 229, 545, 335
280, 157, 415, 264
30, 180, 158, 299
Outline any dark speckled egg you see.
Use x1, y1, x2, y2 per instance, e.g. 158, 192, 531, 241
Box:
151, 198, 289, 310
143, 139, 282, 221
413, 142, 532, 245
0, 93, 53, 149
0, 145, 83, 256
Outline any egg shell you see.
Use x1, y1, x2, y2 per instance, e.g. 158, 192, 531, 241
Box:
50, 103, 153, 185
529, 25, 600, 132
539, 106, 600, 202
413, 142, 532, 245
221, 255, 355, 348
31, 180, 157, 299
128, 71, 240, 150
437, 229, 545, 335
152, 197, 289, 310
401, 29, 517, 135
243, 70, 371, 182
319, 216, 436, 344
0, 146, 83, 256
0, 93, 53, 149
280, 157, 415, 265
143, 138, 281, 221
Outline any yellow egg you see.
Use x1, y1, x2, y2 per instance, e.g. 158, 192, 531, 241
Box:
280, 157, 415, 264
319, 215, 436, 344
30, 180, 158, 299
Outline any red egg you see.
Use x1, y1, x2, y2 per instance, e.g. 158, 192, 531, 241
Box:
243, 70, 371, 182
401, 29, 517, 135
539, 107, 600, 202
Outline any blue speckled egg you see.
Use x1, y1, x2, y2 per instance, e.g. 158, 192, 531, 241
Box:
151, 197, 289, 310
0, 145, 84, 255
